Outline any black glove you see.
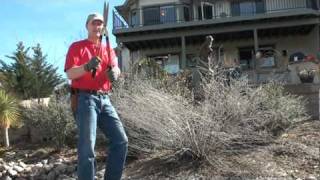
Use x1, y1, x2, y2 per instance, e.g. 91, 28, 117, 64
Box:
84, 57, 101, 72
106, 67, 121, 82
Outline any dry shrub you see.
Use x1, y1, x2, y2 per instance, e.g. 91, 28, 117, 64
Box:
21, 100, 76, 149
111, 72, 309, 169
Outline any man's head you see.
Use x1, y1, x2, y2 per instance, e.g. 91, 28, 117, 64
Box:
86, 13, 104, 40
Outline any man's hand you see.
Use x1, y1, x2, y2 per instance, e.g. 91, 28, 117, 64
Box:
84, 57, 101, 72
106, 66, 121, 82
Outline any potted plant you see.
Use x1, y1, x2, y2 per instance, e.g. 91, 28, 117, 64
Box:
297, 69, 316, 83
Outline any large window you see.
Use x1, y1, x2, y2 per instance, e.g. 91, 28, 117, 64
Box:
143, 7, 160, 25
150, 54, 180, 74
130, 10, 139, 27
160, 5, 176, 23
240, 1, 256, 16
231, 0, 265, 16
143, 5, 176, 25
199, 2, 214, 19
183, 6, 190, 21
257, 46, 277, 68
239, 47, 254, 70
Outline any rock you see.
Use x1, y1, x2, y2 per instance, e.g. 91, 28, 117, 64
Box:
57, 174, 75, 180
42, 159, 48, 165
3, 164, 11, 170
13, 165, 24, 173
8, 161, 15, 166
15, 178, 28, 180
3, 176, 12, 180
38, 174, 48, 180
65, 165, 76, 174
97, 170, 105, 178
5, 151, 16, 157
24, 166, 32, 172
44, 164, 54, 172
8, 168, 18, 176
0, 164, 6, 171
305, 175, 317, 180
47, 171, 56, 180
35, 162, 43, 168
18, 161, 27, 168
55, 164, 67, 173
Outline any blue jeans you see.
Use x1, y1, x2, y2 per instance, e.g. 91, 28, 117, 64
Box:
75, 92, 128, 180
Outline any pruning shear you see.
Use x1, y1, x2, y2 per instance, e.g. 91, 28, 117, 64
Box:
93, 1, 111, 78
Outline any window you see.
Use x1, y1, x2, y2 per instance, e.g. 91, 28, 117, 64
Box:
160, 5, 176, 23
239, 47, 254, 70
231, 0, 265, 16
130, 10, 139, 27
198, 6, 203, 20
186, 54, 198, 67
240, 1, 256, 16
143, 7, 160, 25
307, 0, 319, 10
150, 54, 180, 74
164, 55, 180, 74
201, 2, 214, 19
143, 5, 176, 25
184, 6, 190, 21
258, 47, 277, 68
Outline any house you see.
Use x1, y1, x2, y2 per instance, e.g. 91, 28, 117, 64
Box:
113, 0, 320, 84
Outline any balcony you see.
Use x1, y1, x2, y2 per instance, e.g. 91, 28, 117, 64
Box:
113, 0, 319, 32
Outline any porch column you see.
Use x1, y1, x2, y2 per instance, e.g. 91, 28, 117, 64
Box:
181, 36, 187, 69
315, 24, 320, 54
253, 28, 259, 83
253, 28, 259, 52
138, 1, 143, 26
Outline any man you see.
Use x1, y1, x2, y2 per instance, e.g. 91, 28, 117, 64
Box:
65, 13, 128, 180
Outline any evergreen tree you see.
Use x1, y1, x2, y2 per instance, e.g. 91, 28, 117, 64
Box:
0, 42, 33, 99
30, 43, 63, 101
0, 42, 64, 100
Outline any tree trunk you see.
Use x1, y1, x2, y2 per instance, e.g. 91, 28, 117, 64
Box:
4, 127, 10, 147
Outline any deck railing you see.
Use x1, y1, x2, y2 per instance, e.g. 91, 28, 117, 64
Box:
113, 0, 319, 30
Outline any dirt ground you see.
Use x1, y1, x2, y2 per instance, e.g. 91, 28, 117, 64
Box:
123, 120, 320, 180
1, 120, 319, 180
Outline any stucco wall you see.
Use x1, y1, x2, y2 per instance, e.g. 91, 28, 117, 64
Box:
120, 47, 131, 72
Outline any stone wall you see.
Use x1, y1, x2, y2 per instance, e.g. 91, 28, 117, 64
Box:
284, 83, 320, 120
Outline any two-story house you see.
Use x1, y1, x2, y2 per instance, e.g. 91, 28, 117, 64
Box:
113, 0, 320, 84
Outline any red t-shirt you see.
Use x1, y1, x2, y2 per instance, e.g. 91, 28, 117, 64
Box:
65, 39, 117, 91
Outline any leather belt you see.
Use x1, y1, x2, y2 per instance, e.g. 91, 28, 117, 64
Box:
71, 88, 109, 95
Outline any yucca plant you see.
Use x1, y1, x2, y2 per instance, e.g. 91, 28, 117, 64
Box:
0, 89, 20, 147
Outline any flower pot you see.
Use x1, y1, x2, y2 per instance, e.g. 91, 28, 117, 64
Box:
299, 76, 314, 83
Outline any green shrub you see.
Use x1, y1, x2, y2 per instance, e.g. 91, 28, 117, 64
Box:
21, 100, 75, 149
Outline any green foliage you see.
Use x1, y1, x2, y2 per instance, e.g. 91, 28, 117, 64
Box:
0, 89, 20, 128
0, 89, 20, 147
21, 100, 75, 149
0, 42, 64, 100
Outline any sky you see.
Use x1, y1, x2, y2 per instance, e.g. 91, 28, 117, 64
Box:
0, 0, 126, 77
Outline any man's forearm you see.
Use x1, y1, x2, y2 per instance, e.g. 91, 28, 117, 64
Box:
66, 65, 87, 80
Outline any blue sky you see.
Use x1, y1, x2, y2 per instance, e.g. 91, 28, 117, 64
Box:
0, 0, 125, 76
